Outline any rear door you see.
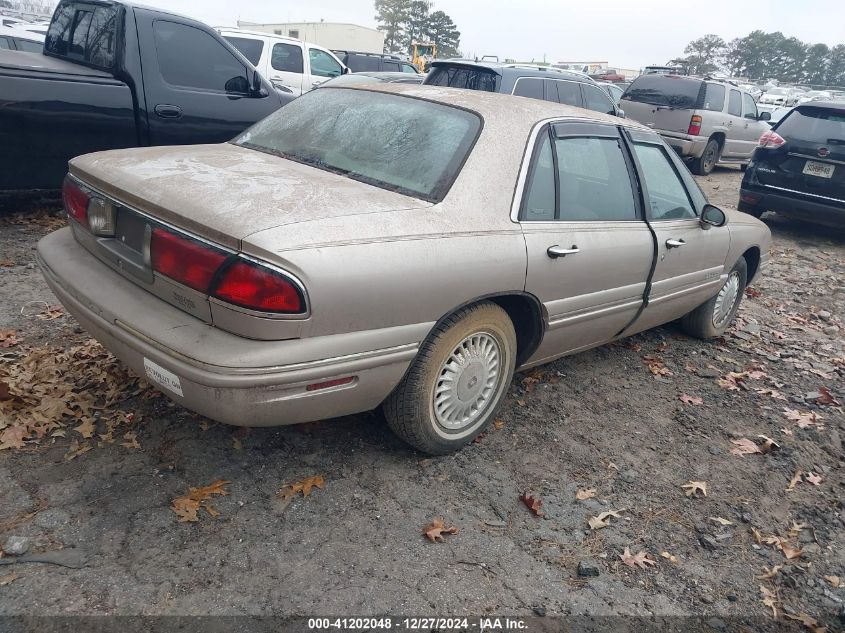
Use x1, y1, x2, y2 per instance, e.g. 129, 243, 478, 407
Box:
723, 88, 745, 157
520, 121, 654, 363
136, 12, 280, 145
756, 105, 845, 203
268, 41, 305, 94
544, 79, 582, 107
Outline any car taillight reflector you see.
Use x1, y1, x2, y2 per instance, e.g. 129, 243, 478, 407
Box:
305, 376, 355, 392
150, 227, 228, 292
212, 260, 304, 314
688, 115, 702, 136
63, 176, 90, 227
758, 130, 785, 148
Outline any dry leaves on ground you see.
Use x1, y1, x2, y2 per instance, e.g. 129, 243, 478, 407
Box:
0, 330, 20, 348
786, 471, 804, 492
520, 491, 544, 517
805, 472, 822, 486
619, 547, 656, 569
824, 575, 841, 588
0, 572, 19, 586
170, 479, 230, 523
785, 612, 827, 633
756, 530, 803, 560
278, 475, 326, 501
681, 481, 708, 497
756, 566, 782, 580
588, 510, 623, 530
710, 516, 733, 526
660, 551, 678, 563
423, 518, 458, 542
678, 394, 703, 405
642, 355, 672, 376
783, 408, 824, 429
575, 488, 596, 501
730, 436, 779, 456
760, 585, 779, 618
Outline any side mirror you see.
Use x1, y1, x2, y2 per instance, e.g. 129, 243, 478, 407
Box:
616, 108, 626, 118
758, 111, 771, 121
700, 204, 727, 228
225, 75, 251, 94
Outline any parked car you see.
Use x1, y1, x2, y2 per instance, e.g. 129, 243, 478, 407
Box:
795, 90, 832, 105
37, 84, 770, 454
643, 65, 687, 76
759, 87, 799, 107
424, 60, 623, 117
0, 24, 43, 51
590, 68, 625, 82
320, 71, 424, 87
738, 83, 763, 100
0, 0, 287, 194
332, 50, 418, 74
739, 101, 844, 227
599, 81, 624, 104
219, 28, 346, 96
621, 74, 771, 174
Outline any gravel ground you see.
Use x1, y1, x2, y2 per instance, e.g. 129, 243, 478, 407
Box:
0, 168, 843, 630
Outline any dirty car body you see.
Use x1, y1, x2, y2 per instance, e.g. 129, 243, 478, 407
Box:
38, 84, 771, 454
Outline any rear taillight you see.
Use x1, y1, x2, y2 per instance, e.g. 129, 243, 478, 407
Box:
63, 176, 90, 227
688, 115, 702, 136
150, 227, 228, 292
212, 260, 304, 314
758, 130, 785, 148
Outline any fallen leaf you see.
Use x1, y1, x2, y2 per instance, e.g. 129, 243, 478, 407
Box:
493, 419, 504, 431
709, 516, 733, 526
751, 527, 763, 544
730, 438, 763, 456
0, 572, 19, 586
63, 440, 92, 461
520, 491, 544, 517
170, 479, 230, 523
783, 408, 823, 429
588, 510, 623, 530
681, 481, 708, 497
786, 471, 803, 492
423, 518, 458, 542
785, 612, 827, 633
120, 432, 140, 449
575, 488, 596, 501
35, 305, 64, 320
756, 387, 787, 401
679, 394, 703, 405
0, 426, 27, 450
620, 547, 656, 569
74, 418, 96, 439
643, 356, 672, 376
760, 585, 778, 618
0, 329, 20, 348
745, 287, 762, 298
516, 399, 526, 407
815, 386, 840, 406
824, 575, 840, 588
756, 565, 782, 580
660, 551, 678, 563
278, 475, 326, 501
805, 472, 822, 486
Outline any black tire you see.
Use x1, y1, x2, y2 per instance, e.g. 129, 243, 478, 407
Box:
740, 163, 748, 172
737, 200, 764, 218
681, 258, 748, 339
690, 138, 721, 175
383, 301, 517, 455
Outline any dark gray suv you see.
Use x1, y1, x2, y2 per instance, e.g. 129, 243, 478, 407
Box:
424, 60, 622, 117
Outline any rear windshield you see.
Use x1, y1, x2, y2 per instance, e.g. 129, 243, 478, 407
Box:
45, 1, 117, 69
224, 36, 264, 66
234, 88, 481, 202
622, 75, 702, 109
776, 106, 845, 145
425, 65, 500, 92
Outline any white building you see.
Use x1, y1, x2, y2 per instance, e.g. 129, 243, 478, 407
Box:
237, 20, 385, 54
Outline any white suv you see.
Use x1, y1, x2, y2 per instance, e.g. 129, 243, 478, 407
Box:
219, 28, 347, 96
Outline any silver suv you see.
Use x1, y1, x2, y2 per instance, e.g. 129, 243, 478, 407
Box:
621, 75, 772, 174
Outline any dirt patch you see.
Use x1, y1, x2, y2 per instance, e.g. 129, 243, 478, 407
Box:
0, 170, 842, 628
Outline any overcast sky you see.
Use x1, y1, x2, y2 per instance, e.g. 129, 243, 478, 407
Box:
141, 0, 845, 70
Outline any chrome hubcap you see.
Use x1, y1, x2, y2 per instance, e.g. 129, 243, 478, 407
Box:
713, 271, 741, 328
433, 332, 500, 431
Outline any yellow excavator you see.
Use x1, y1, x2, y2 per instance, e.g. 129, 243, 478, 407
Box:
410, 40, 436, 73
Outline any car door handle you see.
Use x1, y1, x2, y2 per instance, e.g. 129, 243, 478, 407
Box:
154, 104, 182, 119
312, 81, 321, 89
666, 238, 686, 248
547, 245, 580, 258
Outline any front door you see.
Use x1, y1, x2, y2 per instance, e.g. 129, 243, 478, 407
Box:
623, 129, 731, 334
520, 122, 653, 364
306, 47, 344, 91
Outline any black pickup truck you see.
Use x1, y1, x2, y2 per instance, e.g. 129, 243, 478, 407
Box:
0, 0, 288, 197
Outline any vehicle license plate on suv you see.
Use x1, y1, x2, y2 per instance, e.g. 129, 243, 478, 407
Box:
803, 160, 835, 179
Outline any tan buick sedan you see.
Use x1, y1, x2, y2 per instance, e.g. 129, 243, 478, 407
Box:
38, 84, 770, 454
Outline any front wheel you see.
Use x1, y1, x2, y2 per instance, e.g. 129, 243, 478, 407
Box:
681, 258, 748, 339
383, 301, 517, 455
690, 138, 721, 175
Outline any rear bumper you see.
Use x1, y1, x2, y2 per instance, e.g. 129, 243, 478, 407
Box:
739, 183, 845, 227
658, 131, 708, 159
37, 228, 422, 427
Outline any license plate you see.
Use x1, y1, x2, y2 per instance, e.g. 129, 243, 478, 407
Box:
143, 357, 183, 396
802, 160, 835, 179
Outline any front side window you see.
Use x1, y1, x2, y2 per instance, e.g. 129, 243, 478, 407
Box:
235, 88, 481, 202
271, 42, 303, 73
703, 83, 726, 111
154, 21, 247, 92
224, 36, 264, 66
513, 77, 544, 100
308, 48, 342, 78
631, 143, 697, 220
742, 93, 758, 120
728, 89, 742, 116
582, 84, 616, 115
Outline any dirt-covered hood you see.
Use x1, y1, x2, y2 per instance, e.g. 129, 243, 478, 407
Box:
69, 143, 432, 250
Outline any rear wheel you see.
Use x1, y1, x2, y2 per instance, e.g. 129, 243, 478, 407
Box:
681, 258, 747, 339
690, 138, 721, 175
383, 301, 516, 455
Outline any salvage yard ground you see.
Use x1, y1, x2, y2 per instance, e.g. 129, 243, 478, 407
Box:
0, 168, 843, 629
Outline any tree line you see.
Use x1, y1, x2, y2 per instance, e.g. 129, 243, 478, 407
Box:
671, 32, 845, 87
374, 0, 461, 58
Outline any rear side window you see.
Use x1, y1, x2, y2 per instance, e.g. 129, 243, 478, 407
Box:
45, 2, 117, 69
0, 37, 11, 49
425, 65, 500, 92
513, 77, 543, 100
553, 80, 580, 106
154, 21, 247, 92
347, 54, 380, 72
703, 83, 726, 111
522, 133, 556, 221
728, 89, 742, 116
776, 107, 845, 144
382, 60, 400, 72
17, 39, 43, 53
582, 84, 616, 115
271, 43, 303, 73
622, 75, 702, 109
224, 36, 264, 66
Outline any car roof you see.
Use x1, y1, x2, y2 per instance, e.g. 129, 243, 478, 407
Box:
217, 27, 301, 43
333, 83, 648, 130
429, 59, 596, 84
